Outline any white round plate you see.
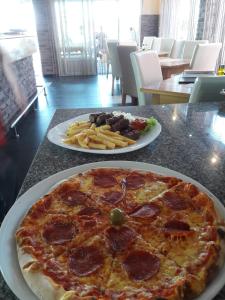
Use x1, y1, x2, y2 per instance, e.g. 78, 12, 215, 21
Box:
47, 113, 161, 154
0, 161, 225, 300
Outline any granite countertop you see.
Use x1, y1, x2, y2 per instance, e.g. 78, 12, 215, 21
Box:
1, 102, 225, 300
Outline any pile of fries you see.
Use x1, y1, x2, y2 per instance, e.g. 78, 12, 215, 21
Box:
64, 121, 136, 150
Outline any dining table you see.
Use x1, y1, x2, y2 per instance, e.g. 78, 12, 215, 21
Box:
159, 58, 190, 79
1, 101, 225, 300
141, 75, 193, 104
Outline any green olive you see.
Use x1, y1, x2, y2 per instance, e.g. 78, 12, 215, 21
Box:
110, 208, 125, 226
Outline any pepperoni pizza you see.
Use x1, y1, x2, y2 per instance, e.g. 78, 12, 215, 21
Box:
16, 168, 225, 300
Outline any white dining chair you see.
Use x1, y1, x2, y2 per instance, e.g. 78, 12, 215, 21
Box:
117, 45, 138, 105
107, 40, 122, 95
130, 50, 163, 105
182, 40, 208, 61
189, 76, 225, 103
142, 36, 155, 49
151, 37, 162, 53
190, 43, 222, 72
170, 40, 185, 59
160, 38, 175, 55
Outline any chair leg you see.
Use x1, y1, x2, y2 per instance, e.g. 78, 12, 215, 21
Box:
131, 96, 138, 105
122, 93, 126, 106
111, 76, 115, 96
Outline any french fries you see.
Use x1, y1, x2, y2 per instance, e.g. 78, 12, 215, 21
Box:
63, 120, 136, 150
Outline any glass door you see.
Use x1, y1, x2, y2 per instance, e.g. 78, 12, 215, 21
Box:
53, 0, 141, 76
93, 0, 141, 74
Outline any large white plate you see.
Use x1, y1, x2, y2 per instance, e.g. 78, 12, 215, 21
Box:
47, 113, 161, 154
0, 161, 225, 300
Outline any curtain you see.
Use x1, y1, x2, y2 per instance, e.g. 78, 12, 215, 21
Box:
50, 0, 141, 76
159, 0, 200, 40
202, 0, 225, 65
51, 0, 97, 76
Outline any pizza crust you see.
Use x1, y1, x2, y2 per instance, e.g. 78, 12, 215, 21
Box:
17, 246, 67, 300
218, 239, 225, 268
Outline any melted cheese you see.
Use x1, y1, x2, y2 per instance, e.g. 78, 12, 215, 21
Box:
135, 182, 167, 204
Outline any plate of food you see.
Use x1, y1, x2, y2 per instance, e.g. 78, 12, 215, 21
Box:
47, 112, 161, 154
0, 161, 225, 300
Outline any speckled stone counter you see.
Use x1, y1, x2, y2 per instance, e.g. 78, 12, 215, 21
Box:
1, 102, 225, 300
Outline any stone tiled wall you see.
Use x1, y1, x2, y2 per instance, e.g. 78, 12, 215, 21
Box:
0, 56, 37, 131
32, 0, 58, 75
196, 0, 206, 40
140, 15, 159, 45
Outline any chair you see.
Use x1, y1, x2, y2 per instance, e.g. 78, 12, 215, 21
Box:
190, 43, 222, 72
117, 45, 138, 105
189, 76, 225, 103
130, 50, 163, 105
160, 38, 174, 55
182, 40, 208, 60
107, 40, 122, 95
142, 36, 155, 49
151, 37, 161, 53
170, 40, 185, 58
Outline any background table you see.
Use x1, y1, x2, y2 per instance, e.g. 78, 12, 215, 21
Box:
1, 102, 225, 299
160, 59, 190, 79
141, 75, 193, 104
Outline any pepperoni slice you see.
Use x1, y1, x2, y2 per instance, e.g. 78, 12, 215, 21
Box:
94, 175, 117, 188
106, 226, 137, 252
164, 220, 190, 232
162, 191, 189, 210
82, 219, 97, 228
60, 190, 88, 206
125, 174, 145, 190
123, 251, 160, 281
100, 191, 123, 205
163, 220, 193, 238
130, 203, 160, 219
43, 222, 75, 244
69, 246, 103, 276
78, 207, 101, 216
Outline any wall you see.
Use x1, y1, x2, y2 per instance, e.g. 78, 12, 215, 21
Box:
140, 0, 160, 44
142, 0, 160, 14
32, 0, 58, 75
0, 57, 37, 131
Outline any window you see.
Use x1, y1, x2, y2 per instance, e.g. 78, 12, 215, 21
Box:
0, 0, 36, 34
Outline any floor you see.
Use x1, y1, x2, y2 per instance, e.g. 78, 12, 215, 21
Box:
0, 75, 134, 221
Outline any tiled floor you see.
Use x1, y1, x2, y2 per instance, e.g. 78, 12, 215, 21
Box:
0, 75, 134, 221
